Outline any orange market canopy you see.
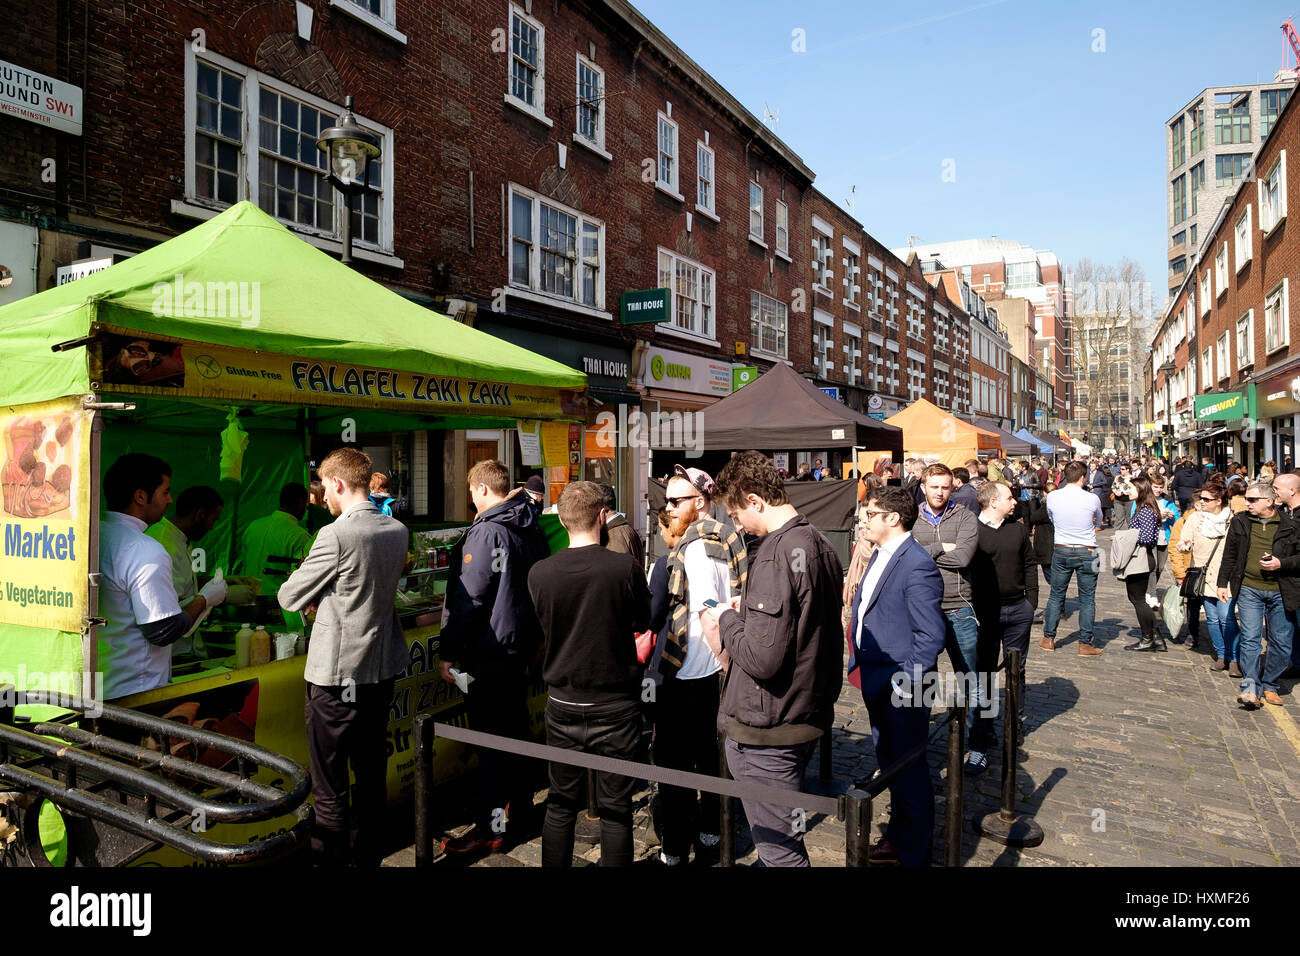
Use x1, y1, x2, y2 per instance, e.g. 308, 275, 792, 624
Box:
884, 399, 1001, 467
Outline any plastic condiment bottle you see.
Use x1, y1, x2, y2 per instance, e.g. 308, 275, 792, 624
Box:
251, 626, 272, 666
235, 624, 253, 668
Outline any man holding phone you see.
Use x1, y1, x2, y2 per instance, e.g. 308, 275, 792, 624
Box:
1216, 483, 1297, 709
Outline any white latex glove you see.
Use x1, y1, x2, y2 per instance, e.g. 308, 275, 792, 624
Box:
199, 569, 227, 607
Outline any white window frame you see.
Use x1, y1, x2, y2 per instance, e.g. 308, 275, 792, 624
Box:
1201, 347, 1212, 386
572, 54, 609, 159
657, 247, 716, 344
842, 250, 860, 307
1234, 205, 1252, 272
505, 4, 550, 126
328, 0, 407, 44
180, 46, 396, 256
748, 180, 765, 247
1237, 309, 1254, 369
1216, 331, 1230, 381
695, 141, 716, 218
656, 111, 682, 200
1266, 278, 1290, 354
1200, 271, 1211, 317
812, 231, 831, 291
751, 289, 789, 360
508, 182, 607, 315
775, 200, 789, 258
1215, 242, 1228, 296
1259, 150, 1288, 236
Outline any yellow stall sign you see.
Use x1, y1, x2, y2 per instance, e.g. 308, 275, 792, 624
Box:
0, 396, 93, 631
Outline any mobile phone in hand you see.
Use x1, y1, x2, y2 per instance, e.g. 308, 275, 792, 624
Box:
702, 599, 720, 608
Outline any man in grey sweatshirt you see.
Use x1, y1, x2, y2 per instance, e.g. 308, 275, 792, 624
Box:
911, 463, 989, 772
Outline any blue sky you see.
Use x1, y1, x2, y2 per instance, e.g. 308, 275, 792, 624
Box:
633, 0, 1297, 313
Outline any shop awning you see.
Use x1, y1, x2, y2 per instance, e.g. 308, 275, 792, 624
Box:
0, 201, 586, 415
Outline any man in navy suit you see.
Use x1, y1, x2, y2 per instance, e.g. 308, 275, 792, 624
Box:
848, 484, 947, 866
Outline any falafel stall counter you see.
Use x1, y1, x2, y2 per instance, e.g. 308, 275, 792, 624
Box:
0, 202, 584, 866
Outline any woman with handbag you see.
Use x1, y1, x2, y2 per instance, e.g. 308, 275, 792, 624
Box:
1124, 476, 1164, 652
1167, 507, 1200, 648
1177, 480, 1239, 674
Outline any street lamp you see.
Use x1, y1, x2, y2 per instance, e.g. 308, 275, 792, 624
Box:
1159, 360, 1176, 460
316, 95, 381, 266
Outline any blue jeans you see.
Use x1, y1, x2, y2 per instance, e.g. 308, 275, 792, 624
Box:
943, 607, 992, 751
1234, 587, 1294, 696
1202, 596, 1239, 663
1042, 548, 1099, 646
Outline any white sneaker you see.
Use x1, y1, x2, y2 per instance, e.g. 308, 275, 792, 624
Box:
659, 850, 683, 866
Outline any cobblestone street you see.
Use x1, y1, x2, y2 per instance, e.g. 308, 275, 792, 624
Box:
389, 532, 1300, 868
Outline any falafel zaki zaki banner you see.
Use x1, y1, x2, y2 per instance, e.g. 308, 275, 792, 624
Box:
0, 397, 92, 631
91, 334, 585, 419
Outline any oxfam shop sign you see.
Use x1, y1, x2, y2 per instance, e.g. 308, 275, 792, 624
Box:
641, 346, 733, 396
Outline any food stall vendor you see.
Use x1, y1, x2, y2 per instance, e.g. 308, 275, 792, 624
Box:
236, 482, 314, 595
99, 454, 228, 699
145, 485, 225, 604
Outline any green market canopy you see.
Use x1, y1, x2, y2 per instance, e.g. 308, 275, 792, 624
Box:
0, 201, 586, 414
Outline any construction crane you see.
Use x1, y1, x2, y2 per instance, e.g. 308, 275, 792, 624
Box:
1281, 19, 1300, 77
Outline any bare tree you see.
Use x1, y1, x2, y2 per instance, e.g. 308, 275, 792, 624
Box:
1067, 257, 1151, 454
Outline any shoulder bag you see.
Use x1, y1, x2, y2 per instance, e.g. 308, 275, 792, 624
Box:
1180, 517, 1222, 599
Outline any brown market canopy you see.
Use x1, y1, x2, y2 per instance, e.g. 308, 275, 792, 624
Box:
649, 361, 903, 454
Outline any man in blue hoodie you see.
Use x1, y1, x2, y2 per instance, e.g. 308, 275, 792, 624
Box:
439, 459, 550, 856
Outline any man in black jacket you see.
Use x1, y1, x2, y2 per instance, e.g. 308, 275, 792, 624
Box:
1170, 460, 1205, 513
970, 480, 1038, 769
529, 481, 650, 866
1215, 484, 1298, 709
701, 452, 844, 866
1089, 459, 1113, 528
440, 459, 550, 855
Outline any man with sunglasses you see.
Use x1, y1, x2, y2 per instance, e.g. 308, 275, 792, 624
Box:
654, 464, 746, 865
1216, 483, 1297, 709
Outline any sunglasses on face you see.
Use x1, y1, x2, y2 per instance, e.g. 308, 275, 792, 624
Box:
1199, 496, 1219, 502
1246, 497, 1270, 503
666, 495, 699, 508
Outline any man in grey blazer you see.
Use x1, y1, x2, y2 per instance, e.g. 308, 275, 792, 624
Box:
279, 447, 409, 867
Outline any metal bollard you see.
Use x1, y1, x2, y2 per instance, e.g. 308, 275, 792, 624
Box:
819, 727, 833, 788
944, 704, 965, 867
973, 649, 1044, 848
585, 767, 599, 819
843, 788, 871, 866
413, 714, 435, 867
719, 737, 735, 867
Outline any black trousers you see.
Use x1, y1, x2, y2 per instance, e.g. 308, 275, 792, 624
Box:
464, 660, 534, 834
542, 696, 640, 866
1126, 573, 1155, 635
304, 678, 394, 867
654, 671, 722, 858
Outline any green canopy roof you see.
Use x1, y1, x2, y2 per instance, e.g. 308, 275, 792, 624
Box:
0, 201, 585, 408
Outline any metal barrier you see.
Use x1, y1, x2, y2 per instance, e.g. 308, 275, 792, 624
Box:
974, 649, 1044, 848
0, 688, 313, 865
413, 697, 969, 867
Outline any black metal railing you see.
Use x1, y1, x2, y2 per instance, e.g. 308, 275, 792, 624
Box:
0, 688, 313, 865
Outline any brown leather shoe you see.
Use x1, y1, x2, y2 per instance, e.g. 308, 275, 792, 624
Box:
867, 838, 901, 865
1228, 661, 1243, 678
1262, 690, 1284, 706
1210, 658, 1226, 671
441, 827, 506, 857
1038, 636, 1055, 652
1237, 691, 1260, 710
1077, 643, 1103, 657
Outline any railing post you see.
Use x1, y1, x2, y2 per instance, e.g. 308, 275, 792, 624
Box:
974, 650, 1044, 848
819, 726, 833, 788
945, 704, 965, 868
719, 736, 735, 867
413, 715, 435, 868
844, 788, 870, 866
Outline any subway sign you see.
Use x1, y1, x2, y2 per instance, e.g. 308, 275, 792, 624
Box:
1193, 391, 1245, 421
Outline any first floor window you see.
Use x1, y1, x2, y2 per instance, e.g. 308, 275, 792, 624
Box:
1237, 310, 1254, 368
1216, 332, 1229, 379
775, 200, 788, 255
697, 142, 714, 213
511, 185, 604, 308
751, 290, 788, 358
510, 6, 543, 109
658, 249, 714, 338
188, 49, 393, 251
657, 113, 678, 192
